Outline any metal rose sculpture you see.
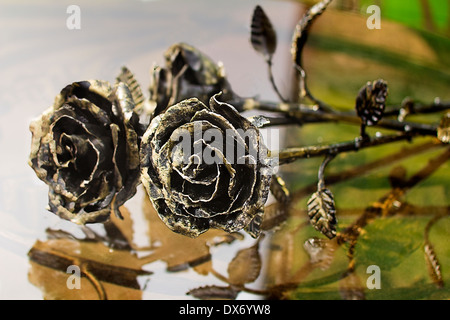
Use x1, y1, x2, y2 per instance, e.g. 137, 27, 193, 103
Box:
149, 43, 237, 118
140, 94, 273, 238
27, 0, 450, 301
28, 80, 143, 224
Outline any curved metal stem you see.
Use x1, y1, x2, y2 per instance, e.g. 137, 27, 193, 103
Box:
267, 59, 287, 103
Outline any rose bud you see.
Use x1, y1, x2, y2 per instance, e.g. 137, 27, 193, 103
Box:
140, 93, 273, 238
149, 43, 237, 118
29, 80, 143, 224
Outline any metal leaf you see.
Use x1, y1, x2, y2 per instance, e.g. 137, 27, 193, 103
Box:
355, 79, 388, 126
187, 285, 239, 300
244, 210, 264, 239
291, 0, 333, 67
270, 174, 290, 204
307, 154, 337, 239
437, 112, 450, 143
28, 225, 153, 300
227, 242, 262, 285
250, 5, 277, 62
424, 242, 444, 288
116, 66, 145, 114
307, 188, 337, 239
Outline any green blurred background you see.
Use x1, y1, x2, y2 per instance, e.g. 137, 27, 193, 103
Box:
360, 0, 449, 34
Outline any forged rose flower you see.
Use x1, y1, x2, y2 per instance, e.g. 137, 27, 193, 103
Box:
149, 43, 237, 118
140, 94, 273, 238
29, 80, 142, 224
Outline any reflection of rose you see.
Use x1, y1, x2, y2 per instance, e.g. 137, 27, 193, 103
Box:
140, 94, 272, 238
29, 80, 142, 224
149, 43, 237, 117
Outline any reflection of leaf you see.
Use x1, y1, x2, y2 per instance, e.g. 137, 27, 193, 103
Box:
45, 207, 137, 251
187, 285, 239, 300
141, 194, 241, 273
355, 79, 388, 128
261, 202, 289, 231
339, 270, 365, 300
423, 213, 446, 288
28, 231, 152, 300
303, 237, 335, 270
270, 174, 290, 204
388, 165, 407, 189
227, 242, 262, 285
250, 5, 277, 62
354, 217, 423, 270
307, 188, 337, 239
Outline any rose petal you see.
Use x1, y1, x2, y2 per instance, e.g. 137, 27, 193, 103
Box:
153, 198, 210, 237
152, 98, 204, 152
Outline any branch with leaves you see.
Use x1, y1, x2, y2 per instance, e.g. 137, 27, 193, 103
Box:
244, 1, 449, 242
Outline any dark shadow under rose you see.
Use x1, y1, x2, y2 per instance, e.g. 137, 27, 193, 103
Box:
29, 80, 143, 224
140, 93, 273, 238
